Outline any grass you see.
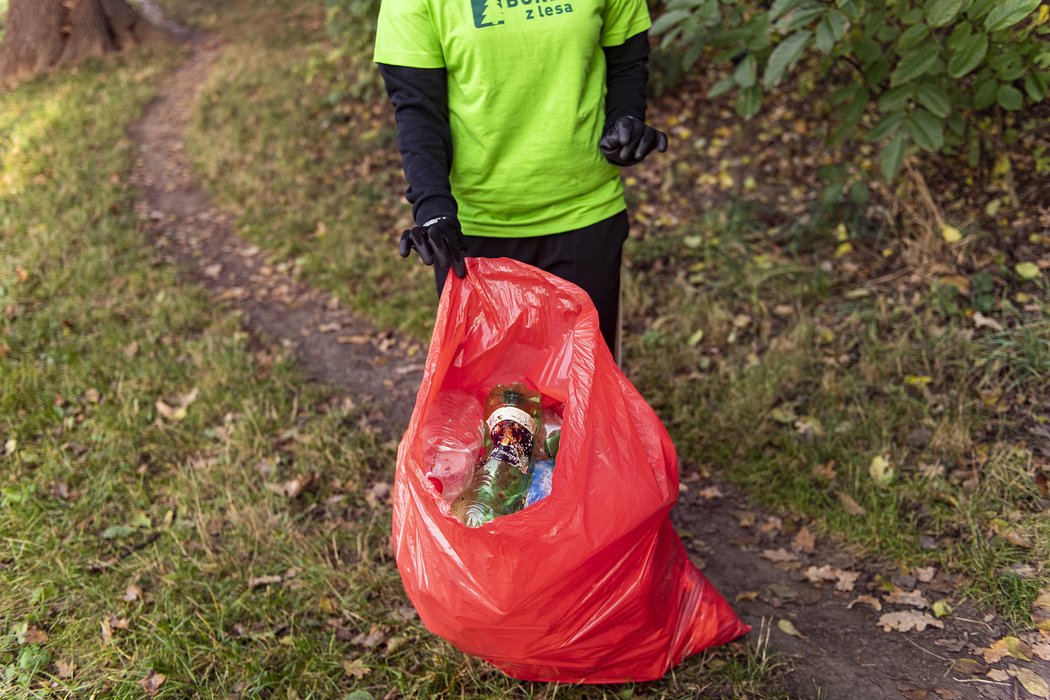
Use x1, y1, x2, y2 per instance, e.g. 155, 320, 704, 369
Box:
163, 0, 1049, 632
0, 11, 783, 700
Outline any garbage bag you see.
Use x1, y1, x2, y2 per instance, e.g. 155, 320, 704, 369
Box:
393, 257, 749, 683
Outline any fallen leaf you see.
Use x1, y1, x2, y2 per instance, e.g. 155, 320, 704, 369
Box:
350, 625, 388, 650
932, 600, 952, 618
154, 400, 178, 421
932, 689, 963, 699
1016, 262, 1041, 280
847, 595, 883, 612
735, 591, 759, 602
985, 669, 1010, 682
877, 611, 944, 633
760, 548, 798, 563
203, 263, 223, 279
342, 658, 371, 679
914, 567, 937, 583
18, 626, 48, 644
804, 565, 859, 592
869, 455, 894, 485
777, 618, 805, 639
733, 510, 757, 527
982, 636, 1031, 663
266, 474, 312, 499
951, 657, 986, 675
758, 516, 782, 535
837, 491, 866, 515
141, 670, 166, 697
972, 312, 1003, 331
1033, 642, 1050, 661
15, 265, 30, 282
697, 485, 723, 500
941, 224, 962, 243
794, 416, 824, 439
123, 584, 143, 603
885, 588, 930, 609
896, 680, 929, 700
55, 659, 75, 679
812, 460, 837, 481
3, 437, 15, 456
384, 635, 408, 656
791, 526, 816, 554
1015, 668, 1049, 699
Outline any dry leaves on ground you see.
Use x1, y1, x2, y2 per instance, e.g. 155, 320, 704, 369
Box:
342, 658, 371, 679
982, 636, 1032, 664
791, 526, 816, 553
877, 611, 944, 633
848, 595, 883, 612
778, 618, 805, 639
804, 565, 859, 592
760, 548, 798, 563
885, 587, 930, 609
141, 670, 166, 697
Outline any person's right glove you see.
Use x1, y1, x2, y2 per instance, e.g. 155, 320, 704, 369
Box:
599, 116, 669, 167
399, 216, 467, 279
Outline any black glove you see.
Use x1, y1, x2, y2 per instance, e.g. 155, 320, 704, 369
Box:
599, 116, 668, 167
399, 216, 467, 279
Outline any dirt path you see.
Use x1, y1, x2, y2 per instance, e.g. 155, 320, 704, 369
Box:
128, 22, 1046, 700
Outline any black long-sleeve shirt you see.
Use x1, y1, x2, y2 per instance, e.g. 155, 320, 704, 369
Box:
379, 31, 651, 227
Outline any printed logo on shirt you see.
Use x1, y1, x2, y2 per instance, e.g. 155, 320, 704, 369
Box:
472, 0, 574, 27
472, 0, 505, 27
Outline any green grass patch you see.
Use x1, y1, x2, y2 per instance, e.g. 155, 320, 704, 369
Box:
0, 21, 783, 700
621, 213, 1050, 627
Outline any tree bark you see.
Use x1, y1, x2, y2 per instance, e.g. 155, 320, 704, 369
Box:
0, 0, 170, 84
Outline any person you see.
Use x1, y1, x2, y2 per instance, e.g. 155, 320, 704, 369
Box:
373, 0, 668, 357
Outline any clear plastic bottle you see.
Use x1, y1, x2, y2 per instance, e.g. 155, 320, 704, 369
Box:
455, 383, 541, 527
420, 390, 484, 502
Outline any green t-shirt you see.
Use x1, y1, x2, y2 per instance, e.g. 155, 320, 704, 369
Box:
374, 0, 650, 238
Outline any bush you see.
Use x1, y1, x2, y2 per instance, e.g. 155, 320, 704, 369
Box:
325, 0, 381, 53
653, 0, 1050, 180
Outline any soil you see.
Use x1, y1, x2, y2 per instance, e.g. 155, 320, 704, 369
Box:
127, 14, 1048, 700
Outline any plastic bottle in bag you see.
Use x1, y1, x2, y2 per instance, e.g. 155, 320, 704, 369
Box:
420, 390, 485, 502
524, 458, 555, 507
455, 383, 540, 527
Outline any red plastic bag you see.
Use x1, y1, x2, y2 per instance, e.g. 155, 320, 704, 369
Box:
393, 257, 749, 683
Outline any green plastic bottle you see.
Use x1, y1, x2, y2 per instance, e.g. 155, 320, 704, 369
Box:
455, 383, 541, 528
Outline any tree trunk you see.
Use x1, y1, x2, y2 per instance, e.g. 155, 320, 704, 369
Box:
0, 0, 170, 84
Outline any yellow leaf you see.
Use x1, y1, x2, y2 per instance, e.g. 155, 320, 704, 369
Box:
834, 242, 853, 258
932, 599, 952, 618
1016, 262, 1041, 280
904, 375, 933, 386
940, 224, 962, 243
1038, 3, 1049, 25
869, 455, 893, 485
777, 618, 806, 639
835, 223, 849, 242
1015, 668, 1049, 699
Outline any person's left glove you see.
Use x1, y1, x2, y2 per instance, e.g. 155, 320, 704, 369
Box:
399, 216, 467, 279
599, 116, 669, 167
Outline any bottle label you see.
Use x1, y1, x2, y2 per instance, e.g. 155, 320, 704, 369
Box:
486, 406, 536, 473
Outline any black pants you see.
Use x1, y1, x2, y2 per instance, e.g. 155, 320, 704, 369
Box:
435, 210, 629, 356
